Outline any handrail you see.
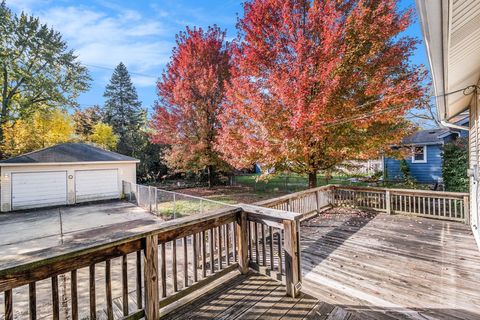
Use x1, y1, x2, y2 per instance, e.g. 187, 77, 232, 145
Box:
330, 184, 468, 198
0, 203, 303, 319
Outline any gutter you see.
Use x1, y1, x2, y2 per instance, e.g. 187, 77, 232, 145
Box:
440, 120, 469, 131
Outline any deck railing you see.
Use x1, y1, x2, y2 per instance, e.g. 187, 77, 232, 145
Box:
0, 204, 303, 319
1, 183, 470, 319
331, 185, 470, 223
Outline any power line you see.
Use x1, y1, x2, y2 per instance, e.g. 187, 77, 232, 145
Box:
324, 84, 477, 127
84, 64, 159, 79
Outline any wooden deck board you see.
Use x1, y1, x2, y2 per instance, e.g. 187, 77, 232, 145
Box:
300, 208, 480, 320
162, 209, 480, 320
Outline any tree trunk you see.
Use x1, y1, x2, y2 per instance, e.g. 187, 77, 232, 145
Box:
308, 171, 317, 188
207, 165, 215, 188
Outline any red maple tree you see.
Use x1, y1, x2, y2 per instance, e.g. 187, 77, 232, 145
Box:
216, 0, 427, 187
151, 26, 231, 186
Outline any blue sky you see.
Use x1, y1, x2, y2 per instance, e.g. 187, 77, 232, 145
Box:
9, 0, 428, 115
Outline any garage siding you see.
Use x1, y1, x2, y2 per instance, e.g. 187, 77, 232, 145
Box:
0, 162, 137, 212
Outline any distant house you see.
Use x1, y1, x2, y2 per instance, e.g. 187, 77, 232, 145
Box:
0, 143, 139, 212
383, 127, 466, 185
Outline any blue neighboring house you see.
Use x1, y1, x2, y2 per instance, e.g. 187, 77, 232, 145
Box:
384, 126, 467, 185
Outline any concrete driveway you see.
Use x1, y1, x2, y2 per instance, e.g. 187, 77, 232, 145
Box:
0, 201, 160, 268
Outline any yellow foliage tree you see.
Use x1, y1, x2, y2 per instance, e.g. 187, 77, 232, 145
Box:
88, 122, 118, 150
2, 109, 74, 157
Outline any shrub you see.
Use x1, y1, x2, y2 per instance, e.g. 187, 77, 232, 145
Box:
442, 137, 468, 192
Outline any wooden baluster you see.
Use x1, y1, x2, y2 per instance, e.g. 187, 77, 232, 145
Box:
269, 226, 274, 270
443, 198, 447, 217
454, 199, 458, 218
218, 225, 223, 269
5, 289, 13, 320
254, 223, 259, 264
422, 197, 426, 215
29, 282, 36, 320
105, 260, 113, 320
283, 220, 300, 298
172, 239, 178, 292
122, 255, 129, 316
226, 223, 231, 265
278, 229, 283, 274
210, 228, 215, 274
261, 224, 266, 265
70, 271, 78, 320
386, 191, 391, 214
161, 243, 167, 298
248, 222, 252, 260
144, 235, 159, 320
193, 234, 198, 283
136, 250, 143, 309
89, 265, 96, 319
51, 275, 59, 320
183, 236, 189, 287
233, 222, 238, 262
202, 231, 207, 278
236, 211, 249, 274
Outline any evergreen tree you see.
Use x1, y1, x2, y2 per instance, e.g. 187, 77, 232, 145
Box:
103, 62, 145, 155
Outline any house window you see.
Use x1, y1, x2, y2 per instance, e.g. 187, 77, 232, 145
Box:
412, 146, 427, 163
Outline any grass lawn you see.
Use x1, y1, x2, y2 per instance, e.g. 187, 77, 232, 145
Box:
233, 173, 368, 193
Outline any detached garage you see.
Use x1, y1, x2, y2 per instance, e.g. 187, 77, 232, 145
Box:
0, 143, 139, 212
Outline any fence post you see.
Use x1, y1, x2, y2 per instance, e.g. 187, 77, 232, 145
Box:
155, 188, 158, 214
144, 234, 159, 319
386, 190, 391, 214
148, 187, 153, 213
236, 211, 249, 274
464, 195, 470, 225
173, 193, 177, 219
283, 219, 301, 297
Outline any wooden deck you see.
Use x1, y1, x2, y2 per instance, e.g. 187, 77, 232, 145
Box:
300, 208, 480, 320
164, 208, 480, 320
163, 272, 358, 320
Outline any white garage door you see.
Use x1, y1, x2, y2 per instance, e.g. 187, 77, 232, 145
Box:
12, 171, 67, 210
75, 169, 119, 202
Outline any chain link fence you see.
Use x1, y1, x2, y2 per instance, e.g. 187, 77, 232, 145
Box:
231, 174, 359, 193
122, 181, 236, 220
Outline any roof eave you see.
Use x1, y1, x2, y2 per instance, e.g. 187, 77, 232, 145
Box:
0, 160, 140, 167
415, 0, 448, 120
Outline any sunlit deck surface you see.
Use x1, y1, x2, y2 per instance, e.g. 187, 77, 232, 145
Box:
163, 272, 353, 320
169, 208, 480, 320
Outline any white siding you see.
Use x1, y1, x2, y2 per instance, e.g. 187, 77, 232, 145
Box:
11, 171, 67, 210
1, 162, 137, 212
75, 169, 119, 202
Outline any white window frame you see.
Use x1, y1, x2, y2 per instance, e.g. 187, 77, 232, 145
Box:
411, 145, 427, 163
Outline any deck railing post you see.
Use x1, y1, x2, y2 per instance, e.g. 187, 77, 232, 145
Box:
386, 190, 391, 214
315, 190, 320, 212
283, 219, 301, 297
144, 235, 159, 319
236, 211, 249, 274
464, 195, 470, 225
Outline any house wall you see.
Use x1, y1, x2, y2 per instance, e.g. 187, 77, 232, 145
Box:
0, 162, 137, 212
469, 96, 480, 248
384, 144, 443, 184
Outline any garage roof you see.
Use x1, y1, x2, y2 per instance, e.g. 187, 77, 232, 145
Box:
0, 143, 139, 164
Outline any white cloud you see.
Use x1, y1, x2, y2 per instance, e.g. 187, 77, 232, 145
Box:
34, 5, 173, 74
